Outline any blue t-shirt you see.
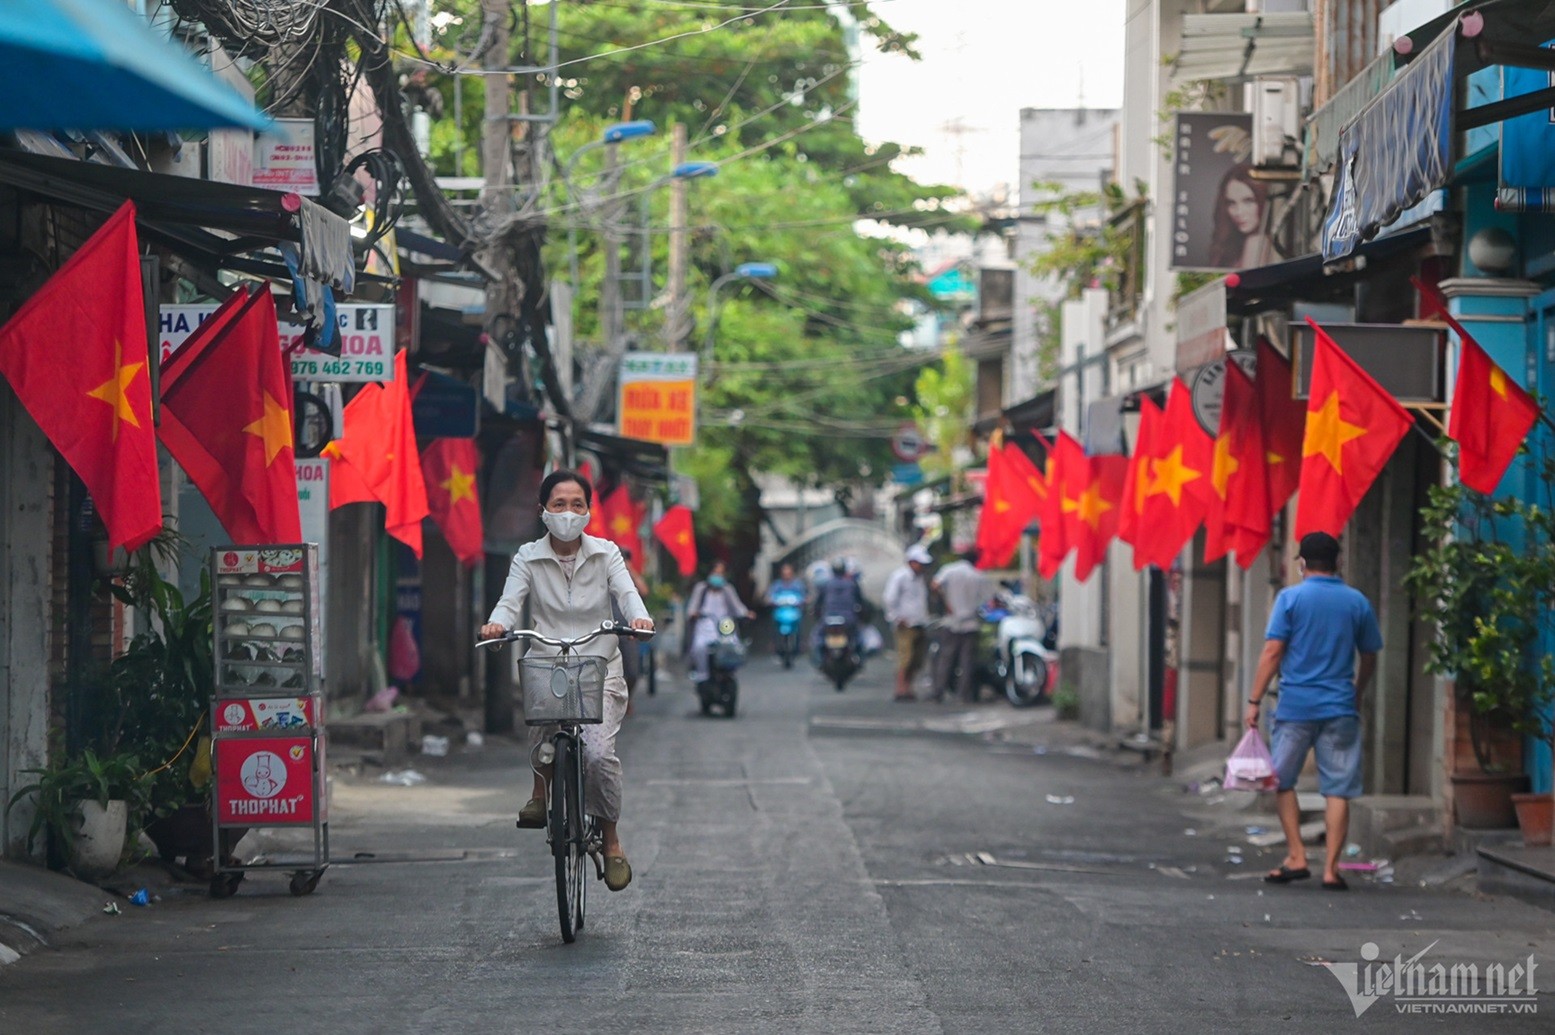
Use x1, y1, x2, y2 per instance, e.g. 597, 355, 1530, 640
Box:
1265, 575, 1383, 721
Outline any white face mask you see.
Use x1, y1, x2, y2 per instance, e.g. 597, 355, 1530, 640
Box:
542, 510, 589, 542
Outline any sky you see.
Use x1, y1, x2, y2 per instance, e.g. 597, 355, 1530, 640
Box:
853, 0, 1126, 199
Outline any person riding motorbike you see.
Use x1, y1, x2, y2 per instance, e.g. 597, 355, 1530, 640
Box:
687, 560, 755, 687
811, 557, 864, 661
479, 469, 653, 893
765, 562, 808, 665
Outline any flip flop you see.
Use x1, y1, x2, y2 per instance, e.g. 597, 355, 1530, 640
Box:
1322, 876, 1349, 891
1263, 865, 1311, 884
604, 855, 632, 891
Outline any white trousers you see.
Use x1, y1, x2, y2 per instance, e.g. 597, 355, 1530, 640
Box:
527, 672, 629, 822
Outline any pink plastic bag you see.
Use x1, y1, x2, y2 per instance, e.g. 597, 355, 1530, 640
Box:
1224, 728, 1278, 792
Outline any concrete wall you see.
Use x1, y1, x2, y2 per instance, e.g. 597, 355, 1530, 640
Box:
1, 385, 54, 858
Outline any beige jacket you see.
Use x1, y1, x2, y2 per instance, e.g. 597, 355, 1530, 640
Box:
487, 533, 650, 669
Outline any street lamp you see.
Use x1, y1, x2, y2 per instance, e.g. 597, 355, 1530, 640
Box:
701, 262, 778, 373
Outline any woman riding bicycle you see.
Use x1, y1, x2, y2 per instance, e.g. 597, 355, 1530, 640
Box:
479, 469, 654, 892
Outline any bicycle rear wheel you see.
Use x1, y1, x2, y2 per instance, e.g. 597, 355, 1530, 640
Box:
550, 734, 586, 943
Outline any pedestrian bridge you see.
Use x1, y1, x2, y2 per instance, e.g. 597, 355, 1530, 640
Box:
770, 518, 907, 603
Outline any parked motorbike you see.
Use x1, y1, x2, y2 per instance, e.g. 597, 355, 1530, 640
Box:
696, 617, 746, 718
817, 615, 861, 692
770, 589, 805, 669
986, 589, 1057, 707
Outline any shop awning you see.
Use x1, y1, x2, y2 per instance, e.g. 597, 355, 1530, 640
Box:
576, 427, 669, 485
1173, 12, 1314, 82
0, 147, 352, 287
0, 0, 270, 133
1224, 224, 1435, 316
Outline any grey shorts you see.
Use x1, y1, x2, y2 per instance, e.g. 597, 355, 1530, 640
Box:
1271, 716, 1363, 799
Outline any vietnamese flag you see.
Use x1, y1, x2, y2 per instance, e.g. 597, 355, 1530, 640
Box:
0, 202, 161, 552
1118, 394, 1163, 563
159, 285, 301, 544
585, 479, 610, 538
1256, 336, 1307, 516
602, 485, 647, 570
328, 351, 430, 556
1067, 454, 1127, 583
1217, 360, 1273, 567
1447, 335, 1540, 494
1203, 361, 1271, 567
1037, 432, 1083, 579
653, 504, 697, 577
1294, 318, 1414, 537
975, 440, 1043, 570
422, 438, 484, 567
1134, 380, 1214, 570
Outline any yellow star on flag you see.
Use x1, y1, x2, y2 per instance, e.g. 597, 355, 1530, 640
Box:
1210, 434, 1239, 500
243, 390, 294, 465
1146, 446, 1201, 506
611, 514, 634, 535
1301, 390, 1367, 473
85, 338, 144, 441
440, 464, 476, 505
993, 498, 1012, 513
1490, 364, 1509, 399
1074, 478, 1114, 531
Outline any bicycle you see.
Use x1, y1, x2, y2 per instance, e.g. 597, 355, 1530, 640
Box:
477, 620, 654, 943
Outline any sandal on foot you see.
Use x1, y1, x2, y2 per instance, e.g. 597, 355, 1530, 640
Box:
604, 855, 632, 891
1263, 865, 1311, 884
1322, 876, 1349, 891
516, 798, 546, 829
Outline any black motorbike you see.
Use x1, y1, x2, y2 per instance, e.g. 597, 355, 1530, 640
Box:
817, 615, 862, 692
696, 617, 746, 718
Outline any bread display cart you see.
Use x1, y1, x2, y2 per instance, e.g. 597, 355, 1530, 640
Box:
209, 544, 329, 897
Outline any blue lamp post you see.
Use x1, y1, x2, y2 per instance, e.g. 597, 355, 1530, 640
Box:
702, 262, 779, 371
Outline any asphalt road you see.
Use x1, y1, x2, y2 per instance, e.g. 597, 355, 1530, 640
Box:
1, 651, 1552, 1033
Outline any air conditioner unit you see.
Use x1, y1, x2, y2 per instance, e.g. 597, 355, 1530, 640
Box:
1251, 77, 1302, 169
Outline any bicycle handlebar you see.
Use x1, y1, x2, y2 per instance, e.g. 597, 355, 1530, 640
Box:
476, 620, 655, 651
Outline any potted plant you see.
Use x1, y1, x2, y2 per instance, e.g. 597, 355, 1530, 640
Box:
1405, 454, 1555, 835
84, 531, 219, 867
6, 748, 149, 878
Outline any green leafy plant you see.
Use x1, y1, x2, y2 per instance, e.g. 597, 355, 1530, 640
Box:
6, 748, 148, 861
1404, 452, 1555, 773
1052, 688, 1081, 722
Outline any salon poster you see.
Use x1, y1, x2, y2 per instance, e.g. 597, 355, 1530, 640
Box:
1171, 112, 1274, 272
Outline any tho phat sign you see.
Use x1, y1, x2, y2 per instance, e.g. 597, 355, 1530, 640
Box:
160, 304, 394, 382
618, 352, 697, 446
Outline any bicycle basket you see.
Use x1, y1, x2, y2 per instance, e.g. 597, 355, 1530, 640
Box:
520, 656, 608, 725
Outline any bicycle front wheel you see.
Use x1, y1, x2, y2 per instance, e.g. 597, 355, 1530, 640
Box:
550, 733, 586, 943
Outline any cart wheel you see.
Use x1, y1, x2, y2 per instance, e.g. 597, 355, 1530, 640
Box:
209, 872, 243, 899
288, 870, 322, 896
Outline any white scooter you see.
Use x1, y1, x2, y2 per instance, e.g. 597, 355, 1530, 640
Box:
989, 589, 1056, 707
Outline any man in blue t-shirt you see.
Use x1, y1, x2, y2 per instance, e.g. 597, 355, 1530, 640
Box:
1245, 531, 1381, 892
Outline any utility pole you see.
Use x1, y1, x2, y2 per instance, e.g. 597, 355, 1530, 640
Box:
664, 122, 690, 350
577, 144, 626, 422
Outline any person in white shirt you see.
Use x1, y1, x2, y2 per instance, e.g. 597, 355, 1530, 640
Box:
882, 545, 933, 701
930, 547, 992, 703
686, 559, 755, 684
480, 470, 653, 892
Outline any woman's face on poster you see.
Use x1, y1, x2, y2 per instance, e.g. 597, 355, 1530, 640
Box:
1223, 178, 1263, 235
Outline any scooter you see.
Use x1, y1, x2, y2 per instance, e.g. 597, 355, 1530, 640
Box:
696, 617, 746, 718
989, 589, 1056, 707
770, 589, 805, 669
817, 615, 862, 692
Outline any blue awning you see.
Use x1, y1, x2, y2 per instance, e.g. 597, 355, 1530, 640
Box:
0, 0, 270, 132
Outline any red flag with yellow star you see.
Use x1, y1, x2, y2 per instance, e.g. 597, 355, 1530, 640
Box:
0, 202, 162, 552
1118, 394, 1162, 563
1037, 432, 1083, 579
975, 438, 1044, 570
1204, 361, 1272, 568
329, 351, 430, 556
653, 504, 697, 577
1067, 453, 1127, 583
601, 485, 647, 571
1256, 336, 1306, 516
1295, 318, 1414, 537
1134, 379, 1214, 570
1447, 336, 1539, 494
159, 285, 301, 544
421, 438, 483, 567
